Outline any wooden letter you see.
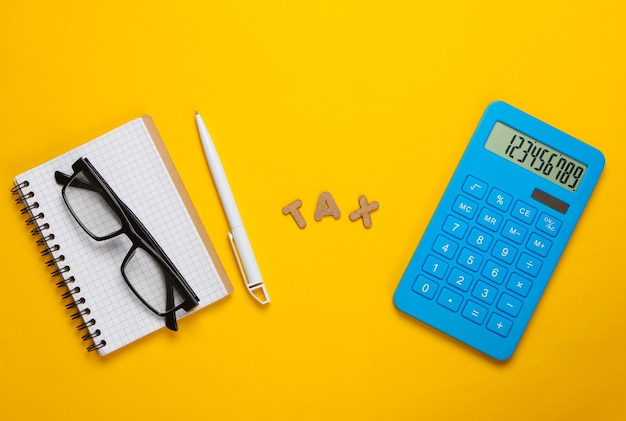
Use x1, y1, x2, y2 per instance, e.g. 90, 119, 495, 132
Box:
314, 191, 341, 221
349, 195, 379, 228
282, 199, 307, 229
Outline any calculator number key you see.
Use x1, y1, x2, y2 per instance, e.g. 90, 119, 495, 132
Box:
447, 268, 473, 292
481, 260, 507, 285
457, 248, 483, 272
442, 215, 468, 239
412, 276, 439, 299
472, 280, 498, 305
492, 240, 518, 264
423, 255, 449, 279
467, 228, 493, 251
432, 235, 459, 259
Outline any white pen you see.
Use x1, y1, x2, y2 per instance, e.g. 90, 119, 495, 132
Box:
195, 111, 270, 304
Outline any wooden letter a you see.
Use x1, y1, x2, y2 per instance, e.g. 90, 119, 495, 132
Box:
314, 191, 341, 221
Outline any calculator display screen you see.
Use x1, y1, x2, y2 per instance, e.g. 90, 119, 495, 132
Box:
484, 122, 587, 192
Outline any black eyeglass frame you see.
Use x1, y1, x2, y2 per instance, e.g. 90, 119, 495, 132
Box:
55, 157, 199, 331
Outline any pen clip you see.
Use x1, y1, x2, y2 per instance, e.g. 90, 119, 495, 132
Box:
228, 232, 270, 305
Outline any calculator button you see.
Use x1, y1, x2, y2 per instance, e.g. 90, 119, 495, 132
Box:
507, 273, 533, 297
497, 293, 523, 317
462, 300, 488, 325
423, 255, 449, 279
526, 233, 552, 257
487, 188, 512, 212
442, 215, 468, 239
457, 248, 483, 272
481, 260, 507, 285
516, 252, 542, 277
437, 288, 463, 312
512, 200, 537, 225
491, 240, 517, 264
472, 281, 498, 305
487, 313, 513, 337
452, 196, 478, 219
466, 228, 493, 251
501, 220, 527, 244
432, 235, 459, 259
477, 207, 504, 232
536, 212, 562, 237
462, 176, 488, 199
447, 268, 473, 292
412, 276, 439, 299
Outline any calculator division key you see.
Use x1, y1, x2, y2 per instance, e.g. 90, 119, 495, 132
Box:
442, 215, 469, 239
447, 267, 474, 292
516, 252, 542, 277
457, 248, 483, 272
487, 188, 512, 212
486, 313, 513, 337
432, 235, 459, 259
462, 300, 488, 325
422, 255, 449, 279
526, 233, 552, 257
436, 288, 463, 312
496, 293, 523, 317
512, 200, 537, 225
477, 207, 504, 232
466, 227, 493, 252
506, 273, 533, 297
471, 280, 498, 305
412, 276, 439, 299
462, 176, 488, 199
452, 196, 478, 220
491, 240, 518, 264
501, 220, 527, 244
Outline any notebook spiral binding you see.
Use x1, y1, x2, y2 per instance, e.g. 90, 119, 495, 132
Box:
11, 180, 106, 352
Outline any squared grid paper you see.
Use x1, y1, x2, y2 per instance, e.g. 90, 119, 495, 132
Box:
15, 117, 230, 356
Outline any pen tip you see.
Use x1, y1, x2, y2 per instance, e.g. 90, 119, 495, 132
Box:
195, 111, 199, 115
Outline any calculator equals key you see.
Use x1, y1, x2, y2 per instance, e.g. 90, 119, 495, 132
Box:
394, 101, 604, 360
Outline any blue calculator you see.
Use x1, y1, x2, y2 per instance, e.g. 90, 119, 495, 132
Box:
393, 101, 605, 360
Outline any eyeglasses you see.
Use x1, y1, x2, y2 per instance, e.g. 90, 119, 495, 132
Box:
55, 157, 199, 331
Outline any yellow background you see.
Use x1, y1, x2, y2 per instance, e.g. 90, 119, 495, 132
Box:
1, 1, 624, 420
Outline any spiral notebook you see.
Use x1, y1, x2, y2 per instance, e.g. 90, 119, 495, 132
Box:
12, 116, 232, 356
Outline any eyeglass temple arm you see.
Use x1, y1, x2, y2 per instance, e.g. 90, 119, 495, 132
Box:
56, 171, 183, 330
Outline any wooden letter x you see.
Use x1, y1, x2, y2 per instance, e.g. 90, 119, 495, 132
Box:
349, 195, 379, 228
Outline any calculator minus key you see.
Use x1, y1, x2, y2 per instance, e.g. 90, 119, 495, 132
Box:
462, 176, 488, 199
